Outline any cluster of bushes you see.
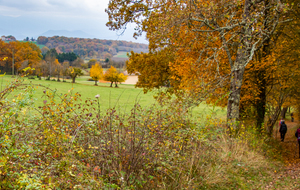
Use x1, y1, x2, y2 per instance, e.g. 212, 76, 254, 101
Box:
0, 77, 285, 189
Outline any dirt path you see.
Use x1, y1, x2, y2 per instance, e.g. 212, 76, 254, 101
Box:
266, 121, 300, 189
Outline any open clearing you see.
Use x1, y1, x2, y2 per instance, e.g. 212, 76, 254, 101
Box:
1, 75, 226, 119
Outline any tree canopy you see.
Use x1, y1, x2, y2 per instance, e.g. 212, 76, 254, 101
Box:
103, 66, 127, 87
67, 67, 83, 83
106, 0, 293, 128
90, 63, 103, 85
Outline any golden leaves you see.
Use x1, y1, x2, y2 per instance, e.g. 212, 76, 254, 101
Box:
90, 63, 103, 84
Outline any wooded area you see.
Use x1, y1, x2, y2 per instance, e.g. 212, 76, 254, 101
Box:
37, 36, 148, 59
107, 0, 300, 132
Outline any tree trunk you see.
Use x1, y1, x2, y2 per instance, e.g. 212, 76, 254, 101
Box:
255, 0, 270, 132
281, 107, 288, 119
227, 59, 245, 127
227, 0, 251, 129
115, 81, 118, 87
95, 80, 98, 85
256, 82, 267, 133
110, 82, 113, 87
72, 77, 75, 83
266, 106, 281, 136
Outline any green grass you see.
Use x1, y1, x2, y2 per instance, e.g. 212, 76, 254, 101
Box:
114, 51, 129, 58
0, 75, 226, 118
29, 41, 45, 49
6, 41, 46, 49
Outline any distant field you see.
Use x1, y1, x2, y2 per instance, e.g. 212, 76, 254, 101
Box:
0, 75, 227, 119
5, 40, 46, 49
114, 51, 129, 58
26, 41, 46, 49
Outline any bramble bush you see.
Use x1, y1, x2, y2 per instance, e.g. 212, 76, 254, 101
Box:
0, 76, 284, 189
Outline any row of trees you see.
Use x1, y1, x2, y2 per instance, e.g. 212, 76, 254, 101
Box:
106, 0, 300, 133
90, 64, 127, 87
42, 49, 78, 63
0, 40, 127, 85
37, 36, 148, 59
0, 40, 42, 74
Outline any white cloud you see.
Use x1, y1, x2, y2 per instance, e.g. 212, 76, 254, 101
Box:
0, 0, 109, 18
0, 0, 148, 43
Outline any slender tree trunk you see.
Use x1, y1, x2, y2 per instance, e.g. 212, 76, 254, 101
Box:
110, 82, 113, 87
115, 81, 118, 87
72, 77, 75, 83
95, 80, 98, 85
266, 106, 281, 136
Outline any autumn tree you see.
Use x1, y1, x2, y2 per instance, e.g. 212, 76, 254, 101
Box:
90, 63, 103, 85
106, 0, 285, 128
41, 46, 50, 54
88, 59, 97, 68
37, 36, 48, 44
53, 59, 62, 81
104, 66, 127, 87
72, 57, 84, 68
44, 49, 57, 79
67, 67, 83, 83
2, 41, 42, 74
62, 61, 70, 81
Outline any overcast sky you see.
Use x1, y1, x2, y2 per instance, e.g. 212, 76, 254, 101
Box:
0, 0, 147, 43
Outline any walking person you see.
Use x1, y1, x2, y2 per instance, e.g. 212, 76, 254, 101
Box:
295, 126, 300, 158
279, 120, 287, 142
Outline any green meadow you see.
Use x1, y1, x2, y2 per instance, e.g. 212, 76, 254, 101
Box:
0, 75, 226, 118
114, 51, 129, 58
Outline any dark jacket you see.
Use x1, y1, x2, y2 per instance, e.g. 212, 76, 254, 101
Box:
279, 122, 287, 133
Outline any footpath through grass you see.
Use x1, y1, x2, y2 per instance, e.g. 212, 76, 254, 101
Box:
262, 121, 300, 189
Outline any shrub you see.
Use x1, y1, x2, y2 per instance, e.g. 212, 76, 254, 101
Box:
0, 78, 286, 189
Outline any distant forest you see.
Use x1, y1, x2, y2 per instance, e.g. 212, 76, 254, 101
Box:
37, 36, 148, 60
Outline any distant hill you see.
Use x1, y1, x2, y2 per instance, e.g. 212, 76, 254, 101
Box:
41, 30, 95, 39
37, 36, 148, 61
0, 28, 26, 40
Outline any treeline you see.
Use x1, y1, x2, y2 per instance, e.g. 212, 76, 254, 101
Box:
42, 49, 78, 63
37, 36, 148, 59
0, 40, 42, 74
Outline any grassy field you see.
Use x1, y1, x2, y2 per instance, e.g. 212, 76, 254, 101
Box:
7, 41, 46, 49
29, 41, 45, 49
0, 75, 226, 118
114, 51, 129, 58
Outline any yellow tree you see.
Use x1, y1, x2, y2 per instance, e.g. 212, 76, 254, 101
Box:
90, 63, 103, 85
104, 66, 127, 87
